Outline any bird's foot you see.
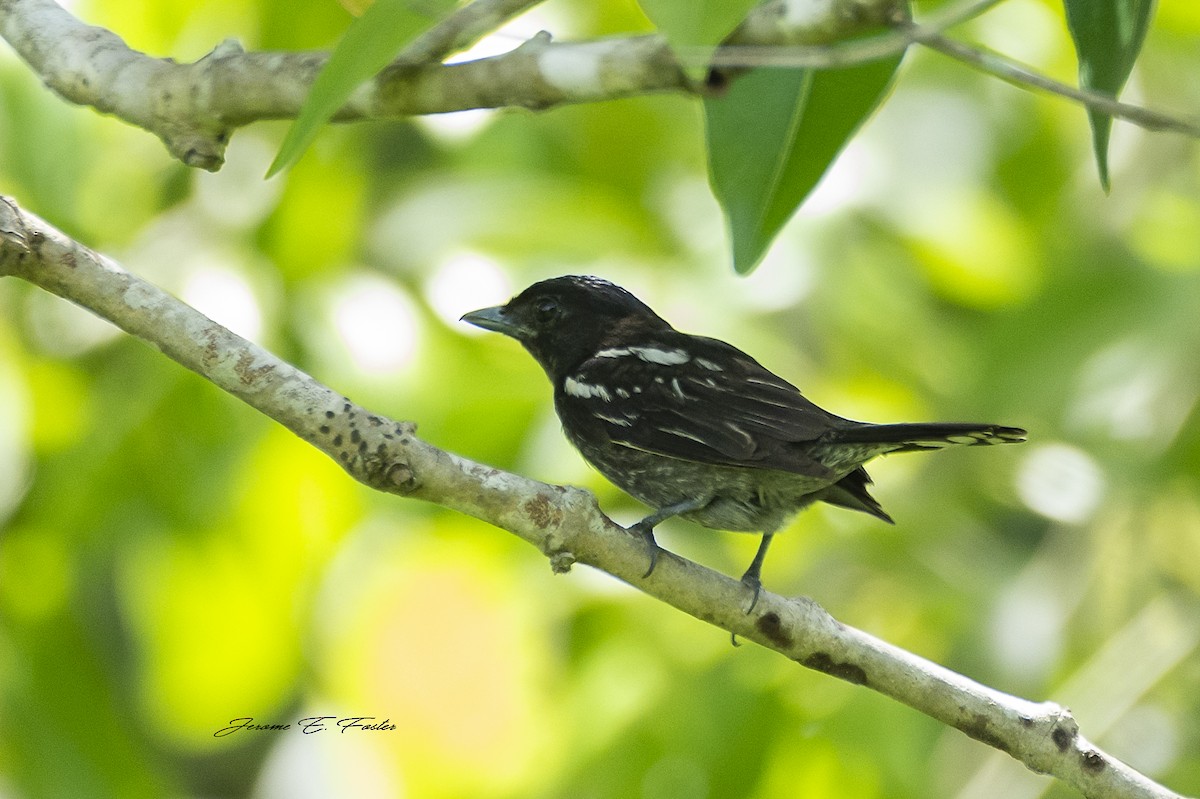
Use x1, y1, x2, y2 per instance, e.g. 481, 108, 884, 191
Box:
628, 521, 661, 578
740, 570, 764, 615
739, 533, 773, 615
729, 574, 764, 647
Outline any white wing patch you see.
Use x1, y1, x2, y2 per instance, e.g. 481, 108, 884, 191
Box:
564, 375, 612, 401
595, 346, 690, 365
657, 427, 710, 445
595, 412, 636, 427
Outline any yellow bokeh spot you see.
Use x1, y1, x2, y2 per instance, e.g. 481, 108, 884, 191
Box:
122, 533, 302, 745
759, 737, 880, 799
265, 148, 365, 281
1158, 2, 1200, 34
815, 373, 926, 428
909, 193, 1040, 308
318, 526, 552, 798
337, 0, 373, 16
1128, 190, 1200, 272
234, 426, 365, 570
26, 359, 90, 453
0, 526, 74, 622
121, 426, 364, 746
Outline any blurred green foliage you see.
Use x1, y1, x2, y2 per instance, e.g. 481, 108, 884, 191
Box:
1, 1, 1199, 798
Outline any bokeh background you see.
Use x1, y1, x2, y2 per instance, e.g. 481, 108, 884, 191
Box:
2, 0, 1200, 797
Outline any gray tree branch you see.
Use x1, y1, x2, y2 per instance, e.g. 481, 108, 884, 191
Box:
0, 196, 1188, 799
3, 0, 1194, 173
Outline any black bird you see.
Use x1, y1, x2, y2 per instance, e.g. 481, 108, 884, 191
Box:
462, 276, 1025, 608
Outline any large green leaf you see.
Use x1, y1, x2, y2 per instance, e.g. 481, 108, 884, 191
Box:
1063, 0, 1155, 191
267, 0, 456, 177
705, 56, 902, 274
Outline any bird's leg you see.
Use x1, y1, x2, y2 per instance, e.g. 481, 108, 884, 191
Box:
740, 533, 774, 613
628, 497, 708, 578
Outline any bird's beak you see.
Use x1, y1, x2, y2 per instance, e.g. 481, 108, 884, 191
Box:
460, 305, 528, 338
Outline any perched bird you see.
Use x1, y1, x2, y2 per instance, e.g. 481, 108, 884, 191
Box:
462, 276, 1025, 608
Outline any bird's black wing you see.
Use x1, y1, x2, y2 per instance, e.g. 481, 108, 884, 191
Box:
558, 334, 848, 478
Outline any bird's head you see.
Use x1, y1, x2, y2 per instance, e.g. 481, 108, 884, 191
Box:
462, 275, 671, 378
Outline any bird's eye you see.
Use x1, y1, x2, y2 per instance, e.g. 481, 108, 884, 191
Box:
534, 298, 560, 323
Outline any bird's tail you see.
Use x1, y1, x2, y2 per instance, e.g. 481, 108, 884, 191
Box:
825, 422, 1027, 453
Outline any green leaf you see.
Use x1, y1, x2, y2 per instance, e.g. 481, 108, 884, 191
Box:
1063, 0, 1155, 191
267, 0, 456, 177
637, 0, 760, 79
705, 56, 902, 274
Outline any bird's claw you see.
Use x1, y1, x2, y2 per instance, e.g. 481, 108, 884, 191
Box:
741, 572, 764, 615
729, 574, 765, 646
629, 522, 661, 578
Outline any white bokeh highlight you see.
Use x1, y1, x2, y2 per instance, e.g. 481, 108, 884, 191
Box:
1015, 443, 1105, 524
181, 262, 264, 343
424, 251, 511, 330
330, 275, 420, 374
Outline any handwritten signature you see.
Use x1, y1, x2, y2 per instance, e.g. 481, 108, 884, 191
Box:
214, 717, 397, 737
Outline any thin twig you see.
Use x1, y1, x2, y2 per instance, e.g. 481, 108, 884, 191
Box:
917, 31, 1200, 138
399, 0, 546, 64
